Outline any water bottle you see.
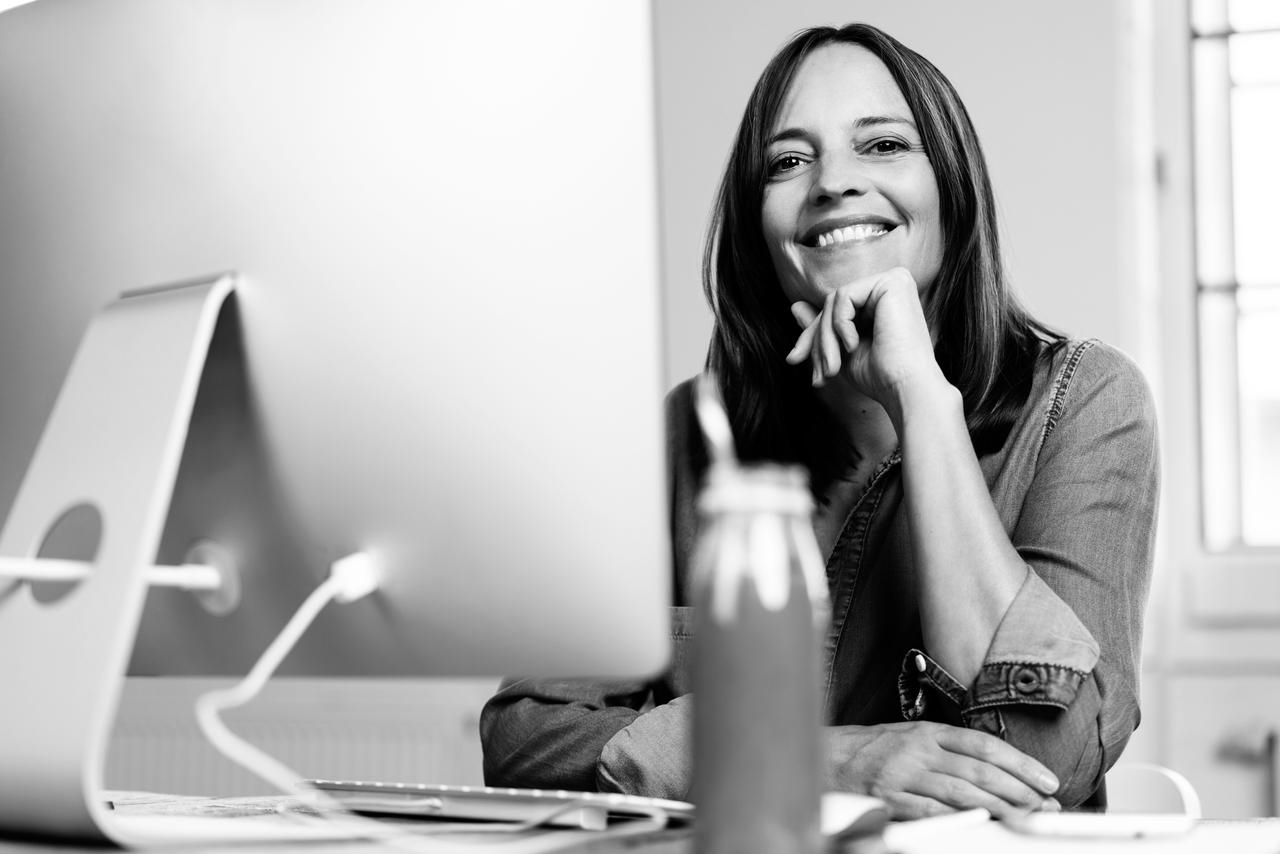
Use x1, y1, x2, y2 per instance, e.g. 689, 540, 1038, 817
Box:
690, 461, 829, 854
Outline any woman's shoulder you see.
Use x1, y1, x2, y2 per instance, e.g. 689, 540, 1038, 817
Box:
664, 377, 700, 449
1043, 338, 1154, 404
664, 376, 709, 472
665, 377, 698, 418
1036, 338, 1157, 440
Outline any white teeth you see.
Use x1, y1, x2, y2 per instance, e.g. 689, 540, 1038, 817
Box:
815, 223, 889, 247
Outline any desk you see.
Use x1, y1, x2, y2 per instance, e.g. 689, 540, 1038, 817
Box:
886, 817, 1280, 854
0, 793, 692, 854
3, 795, 1280, 854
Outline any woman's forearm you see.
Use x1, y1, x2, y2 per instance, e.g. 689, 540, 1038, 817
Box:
887, 374, 1027, 687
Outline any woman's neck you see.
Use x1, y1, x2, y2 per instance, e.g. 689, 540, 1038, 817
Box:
805, 380, 898, 478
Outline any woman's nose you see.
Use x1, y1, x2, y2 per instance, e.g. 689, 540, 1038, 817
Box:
807, 153, 870, 205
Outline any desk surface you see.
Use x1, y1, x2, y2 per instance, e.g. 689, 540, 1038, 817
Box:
4, 794, 1280, 854
0, 793, 691, 854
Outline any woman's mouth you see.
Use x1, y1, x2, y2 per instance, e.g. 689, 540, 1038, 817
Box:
800, 220, 898, 248
813, 223, 892, 247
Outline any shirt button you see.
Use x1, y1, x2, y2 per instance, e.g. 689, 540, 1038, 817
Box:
1014, 668, 1040, 694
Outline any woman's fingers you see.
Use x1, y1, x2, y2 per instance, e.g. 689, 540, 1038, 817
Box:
832, 290, 860, 354
935, 726, 1060, 797
932, 752, 1047, 815
883, 792, 958, 821
786, 285, 870, 384
786, 302, 819, 366
786, 296, 860, 384
786, 267, 925, 387
823, 723, 1059, 823
790, 300, 819, 327
908, 772, 1019, 818
819, 291, 842, 381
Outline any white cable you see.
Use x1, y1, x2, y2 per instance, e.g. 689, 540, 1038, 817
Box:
194, 573, 349, 800
193, 559, 670, 853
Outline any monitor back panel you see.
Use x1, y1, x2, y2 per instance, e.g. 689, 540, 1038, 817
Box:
0, 0, 670, 678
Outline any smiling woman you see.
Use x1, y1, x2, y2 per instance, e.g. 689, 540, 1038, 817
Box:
480, 22, 1160, 821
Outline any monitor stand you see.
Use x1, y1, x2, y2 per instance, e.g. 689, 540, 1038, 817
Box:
0, 274, 236, 845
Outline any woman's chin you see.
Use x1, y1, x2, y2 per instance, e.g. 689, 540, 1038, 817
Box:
803, 259, 896, 295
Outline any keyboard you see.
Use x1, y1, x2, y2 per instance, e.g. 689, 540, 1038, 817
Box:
308, 779, 695, 831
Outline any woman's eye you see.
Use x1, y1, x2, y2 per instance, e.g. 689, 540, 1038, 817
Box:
767, 153, 808, 177
867, 138, 909, 155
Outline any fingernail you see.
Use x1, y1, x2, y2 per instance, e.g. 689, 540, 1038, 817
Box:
1040, 772, 1059, 792
1041, 798, 1061, 812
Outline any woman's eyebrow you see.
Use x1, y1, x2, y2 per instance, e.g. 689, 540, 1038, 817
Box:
768, 115, 918, 147
766, 127, 815, 147
854, 114, 917, 130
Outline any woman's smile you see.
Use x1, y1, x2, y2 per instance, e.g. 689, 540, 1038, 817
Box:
800, 216, 899, 248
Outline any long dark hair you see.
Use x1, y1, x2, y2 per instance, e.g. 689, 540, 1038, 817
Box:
704, 23, 1061, 462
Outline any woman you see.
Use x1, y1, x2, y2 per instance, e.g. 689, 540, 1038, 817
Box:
480, 23, 1158, 818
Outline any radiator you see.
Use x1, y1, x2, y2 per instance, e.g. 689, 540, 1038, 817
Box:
106, 677, 500, 796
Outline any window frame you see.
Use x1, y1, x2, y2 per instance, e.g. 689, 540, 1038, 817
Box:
1189, 2, 1280, 555
1155, 0, 1280, 633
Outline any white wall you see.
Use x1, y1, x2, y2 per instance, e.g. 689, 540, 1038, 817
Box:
653, 0, 1155, 386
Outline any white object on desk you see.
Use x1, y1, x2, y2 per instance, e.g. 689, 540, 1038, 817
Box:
1002, 810, 1195, 838
886, 819, 1280, 854
882, 809, 991, 850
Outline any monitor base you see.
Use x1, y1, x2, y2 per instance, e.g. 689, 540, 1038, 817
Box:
0, 274, 235, 846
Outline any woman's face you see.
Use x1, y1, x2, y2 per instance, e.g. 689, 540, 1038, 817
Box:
761, 43, 944, 306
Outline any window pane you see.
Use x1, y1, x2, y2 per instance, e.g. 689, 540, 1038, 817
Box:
1230, 0, 1280, 31
1194, 39, 1236, 287
1200, 290, 1241, 551
1231, 85, 1280, 285
1194, 0, 1229, 34
1230, 32, 1280, 85
1238, 289, 1280, 546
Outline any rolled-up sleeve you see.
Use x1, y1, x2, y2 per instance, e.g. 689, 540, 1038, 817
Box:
597, 694, 693, 799
480, 678, 693, 799
480, 678, 652, 791
900, 343, 1159, 806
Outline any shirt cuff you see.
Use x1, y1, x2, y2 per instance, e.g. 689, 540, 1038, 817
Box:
898, 569, 1100, 734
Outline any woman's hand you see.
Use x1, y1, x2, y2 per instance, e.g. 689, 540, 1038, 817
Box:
785, 267, 941, 407
825, 722, 1061, 820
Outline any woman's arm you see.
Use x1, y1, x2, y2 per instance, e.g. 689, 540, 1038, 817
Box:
983, 344, 1157, 800
892, 343, 1158, 804
480, 677, 695, 798
793, 267, 1029, 685
480, 677, 650, 791
889, 373, 1027, 687
792, 271, 1158, 806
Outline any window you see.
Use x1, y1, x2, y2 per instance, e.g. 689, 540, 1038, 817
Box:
1192, 0, 1280, 549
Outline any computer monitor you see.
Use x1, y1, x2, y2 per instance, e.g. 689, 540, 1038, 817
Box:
0, 0, 670, 841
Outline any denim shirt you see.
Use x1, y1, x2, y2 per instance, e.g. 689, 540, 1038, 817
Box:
480, 339, 1159, 809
